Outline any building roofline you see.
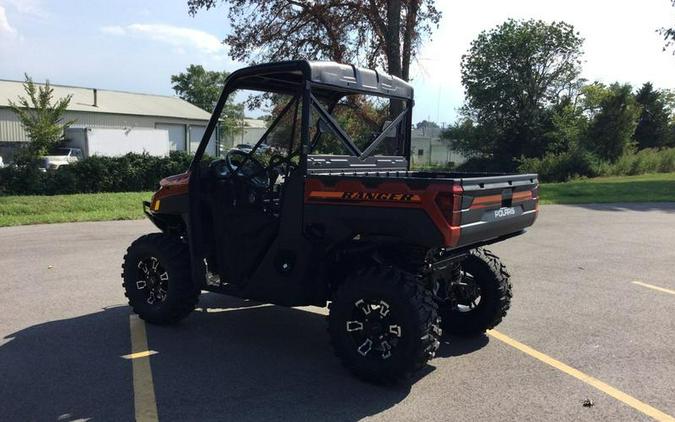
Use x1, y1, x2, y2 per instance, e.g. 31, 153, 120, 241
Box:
0, 104, 211, 122
0, 78, 181, 100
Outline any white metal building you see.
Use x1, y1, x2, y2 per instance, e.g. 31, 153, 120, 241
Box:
221, 118, 268, 149
0, 79, 217, 162
410, 126, 466, 168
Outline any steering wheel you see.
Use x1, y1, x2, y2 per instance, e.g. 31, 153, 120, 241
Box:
225, 149, 270, 189
268, 153, 299, 173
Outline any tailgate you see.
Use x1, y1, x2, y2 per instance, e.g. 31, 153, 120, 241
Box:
455, 173, 539, 248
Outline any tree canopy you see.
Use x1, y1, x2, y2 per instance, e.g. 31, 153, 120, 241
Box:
449, 19, 584, 166
584, 83, 640, 161
171, 64, 245, 141
634, 82, 674, 149
660, 0, 675, 54
9, 75, 75, 163
186, 0, 441, 81
171, 64, 229, 112
416, 120, 439, 130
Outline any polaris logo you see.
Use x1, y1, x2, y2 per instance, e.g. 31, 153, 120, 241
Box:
494, 207, 516, 218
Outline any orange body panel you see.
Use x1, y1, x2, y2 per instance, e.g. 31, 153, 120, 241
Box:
150, 172, 190, 210
304, 178, 463, 247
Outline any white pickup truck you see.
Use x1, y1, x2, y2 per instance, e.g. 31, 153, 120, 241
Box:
42, 127, 170, 170
42, 147, 84, 170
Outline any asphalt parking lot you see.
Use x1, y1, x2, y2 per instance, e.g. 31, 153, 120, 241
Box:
1, 203, 674, 421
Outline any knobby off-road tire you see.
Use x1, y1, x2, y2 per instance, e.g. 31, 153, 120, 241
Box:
122, 233, 199, 325
328, 266, 441, 384
439, 248, 512, 337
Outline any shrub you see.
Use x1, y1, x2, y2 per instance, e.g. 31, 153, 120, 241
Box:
597, 148, 675, 177
0, 151, 196, 196
517, 149, 600, 182
517, 147, 675, 182
455, 157, 513, 173
412, 161, 456, 172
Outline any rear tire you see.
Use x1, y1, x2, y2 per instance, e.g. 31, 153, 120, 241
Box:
328, 266, 441, 384
122, 233, 199, 325
438, 248, 512, 337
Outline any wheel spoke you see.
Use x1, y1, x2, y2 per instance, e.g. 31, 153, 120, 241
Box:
151, 257, 159, 271
378, 300, 390, 317
147, 291, 155, 305
388, 324, 402, 337
136, 280, 146, 290
138, 261, 149, 275
381, 340, 392, 359
357, 338, 373, 356
159, 272, 169, 281
346, 321, 364, 332
355, 299, 371, 315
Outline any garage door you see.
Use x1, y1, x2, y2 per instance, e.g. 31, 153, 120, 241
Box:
189, 125, 217, 156
155, 123, 186, 151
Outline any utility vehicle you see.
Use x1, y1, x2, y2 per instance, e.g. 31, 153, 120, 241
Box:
122, 61, 538, 383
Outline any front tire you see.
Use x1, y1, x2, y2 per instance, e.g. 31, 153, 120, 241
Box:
122, 233, 199, 325
328, 266, 441, 384
438, 248, 512, 337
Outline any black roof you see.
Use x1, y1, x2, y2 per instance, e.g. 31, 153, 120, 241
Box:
227, 60, 413, 100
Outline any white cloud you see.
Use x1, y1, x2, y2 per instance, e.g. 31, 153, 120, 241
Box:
100, 25, 126, 36
2, 0, 47, 19
0, 6, 16, 35
128, 24, 224, 54
102, 23, 225, 55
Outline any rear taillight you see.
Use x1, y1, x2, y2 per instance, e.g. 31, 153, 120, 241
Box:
435, 184, 463, 226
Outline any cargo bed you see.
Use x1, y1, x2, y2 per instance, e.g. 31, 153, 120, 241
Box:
305, 158, 539, 250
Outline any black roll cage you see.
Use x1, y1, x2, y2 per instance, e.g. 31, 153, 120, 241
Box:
189, 61, 414, 175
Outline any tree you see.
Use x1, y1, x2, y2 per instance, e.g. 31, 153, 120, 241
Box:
584, 83, 640, 161
542, 96, 588, 155
416, 120, 439, 129
171, 64, 229, 112
455, 19, 584, 167
659, 0, 675, 54
9, 75, 74, 163
186, 0, 441, 83
634, 82, 673, 149
171, 64, 244, 150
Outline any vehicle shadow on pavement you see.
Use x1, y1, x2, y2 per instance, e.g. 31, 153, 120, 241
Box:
437, 334, 490, 358
147, 293, 414, 421
0, 293, 490, 421
0, 305, 135, 421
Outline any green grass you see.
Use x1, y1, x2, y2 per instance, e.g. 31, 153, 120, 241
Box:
1, 173, 674, 227
540, 173, 675, 204
0, 191, 151, 227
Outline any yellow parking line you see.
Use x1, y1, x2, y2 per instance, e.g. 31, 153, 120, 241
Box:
488, 330, 675, 422
129, 315, 159, 422
632, 281, 675, 296
122, 350, 158, 360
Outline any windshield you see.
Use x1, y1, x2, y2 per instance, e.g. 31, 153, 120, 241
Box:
193, 73, 411, 172
309, 93, 410, 158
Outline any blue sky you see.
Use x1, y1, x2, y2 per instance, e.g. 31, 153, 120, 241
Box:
1, 0, 674, 125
